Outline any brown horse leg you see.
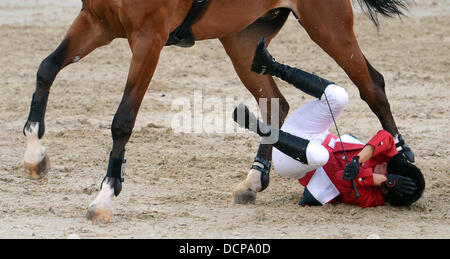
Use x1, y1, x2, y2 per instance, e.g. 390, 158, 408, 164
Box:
220, 11, 291, 204
296, 0, 415, 161
86, 27, 168, 223
295, 0, 399, 135
23, 10, 112, 180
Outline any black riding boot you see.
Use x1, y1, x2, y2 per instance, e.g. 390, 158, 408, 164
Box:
233, 103, 310, 164
252, 37, 333, 99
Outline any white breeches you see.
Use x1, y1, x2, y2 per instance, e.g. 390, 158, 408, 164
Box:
272, 84, 349, 179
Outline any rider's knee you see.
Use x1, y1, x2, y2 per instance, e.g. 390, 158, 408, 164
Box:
306, 141, 329, 167
323, 84, 349, 113
272, 141, 329, 180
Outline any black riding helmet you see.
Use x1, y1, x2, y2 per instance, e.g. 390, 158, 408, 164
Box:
385, 154, 425, 206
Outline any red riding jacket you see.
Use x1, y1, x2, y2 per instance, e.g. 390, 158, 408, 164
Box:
299, 130, 398, 208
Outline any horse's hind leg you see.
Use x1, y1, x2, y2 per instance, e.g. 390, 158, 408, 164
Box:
295, 1, 397, 130
23, 10, 112, 180
294, 0, 414, 160
220, 9, 291, 204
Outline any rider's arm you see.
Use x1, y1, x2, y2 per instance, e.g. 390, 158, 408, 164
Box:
373, 173, 387, 186
334, 169, 386, 207
357, 130, 398, 163
357, 145, 374, 164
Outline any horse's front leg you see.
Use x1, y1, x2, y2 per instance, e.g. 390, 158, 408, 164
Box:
295, 0, 414, 161
86, 28, 167, 224
23, 10, 112, 180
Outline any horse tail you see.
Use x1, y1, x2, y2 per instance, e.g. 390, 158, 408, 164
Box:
355, 0, 409, 27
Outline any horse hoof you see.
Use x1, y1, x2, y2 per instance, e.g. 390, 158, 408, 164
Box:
86, 203, 112, 224
24, 153, 50, 180
232, 181, 257, 205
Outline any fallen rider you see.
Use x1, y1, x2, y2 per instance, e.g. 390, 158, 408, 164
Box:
232, 38, 425, 207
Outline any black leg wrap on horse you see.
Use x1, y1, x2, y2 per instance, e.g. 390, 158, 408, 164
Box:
101, 151, 126, 196
251, 156, 271, 192
23, 92, 49, 138
395, 134, 415, 163
252, 37, 333, 99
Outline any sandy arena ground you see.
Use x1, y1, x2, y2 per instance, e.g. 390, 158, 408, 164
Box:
0, 0, 449, 239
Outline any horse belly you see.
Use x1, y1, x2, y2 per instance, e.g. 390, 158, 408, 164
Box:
191, 0, 292, 40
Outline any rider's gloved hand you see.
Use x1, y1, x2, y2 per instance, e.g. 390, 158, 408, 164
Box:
343, 156, 360, 181
382, 174, 417, 197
